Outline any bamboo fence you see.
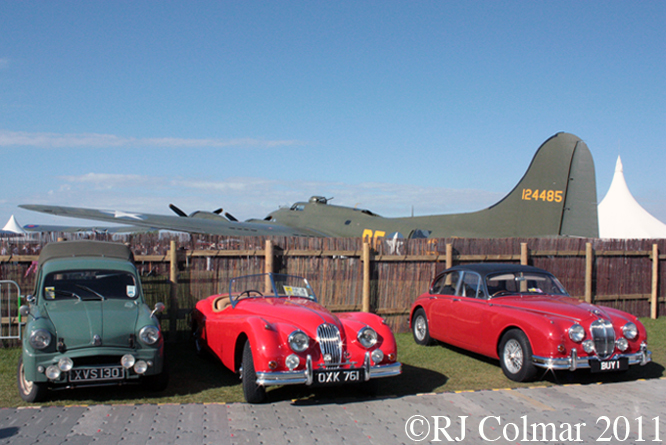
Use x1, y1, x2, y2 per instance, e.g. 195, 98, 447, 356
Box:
1, 234, 664, 334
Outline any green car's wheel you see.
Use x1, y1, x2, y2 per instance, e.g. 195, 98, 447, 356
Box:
241, 341, 267, 404
17, 356, 47, 403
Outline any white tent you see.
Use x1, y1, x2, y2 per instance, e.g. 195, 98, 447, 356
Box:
598, 156, 666, 239
2, 215, 27, 234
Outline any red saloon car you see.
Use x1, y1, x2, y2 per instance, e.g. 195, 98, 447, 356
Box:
410, 263, 651, 382
192, 273, 401, 403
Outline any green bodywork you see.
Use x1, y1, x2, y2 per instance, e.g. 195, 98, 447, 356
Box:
21, 241, 164, 384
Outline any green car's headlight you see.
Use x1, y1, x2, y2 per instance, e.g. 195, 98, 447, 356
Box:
29, 329, 52, 350
139, 326, 160, 345
357, 327, 378, 348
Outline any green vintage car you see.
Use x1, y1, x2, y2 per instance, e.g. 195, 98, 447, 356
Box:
18, 240, 168, 402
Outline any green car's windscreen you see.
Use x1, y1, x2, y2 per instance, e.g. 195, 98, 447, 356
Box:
43, 270, 138, 300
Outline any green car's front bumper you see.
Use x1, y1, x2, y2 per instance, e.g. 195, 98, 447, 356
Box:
22, 345, 165, 386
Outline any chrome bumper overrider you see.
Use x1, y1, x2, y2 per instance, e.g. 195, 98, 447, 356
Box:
255, 353, 402, 387
532, 343, 652, 371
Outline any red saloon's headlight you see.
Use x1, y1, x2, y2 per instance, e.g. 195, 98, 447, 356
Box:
568, 324, 585, 343
622, 322, 638, 340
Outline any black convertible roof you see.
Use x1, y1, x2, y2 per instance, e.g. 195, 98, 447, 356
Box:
443, 263, 553, 278
38, 240, 134, 265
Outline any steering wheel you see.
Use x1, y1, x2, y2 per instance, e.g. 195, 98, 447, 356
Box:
239, 289, 264, 298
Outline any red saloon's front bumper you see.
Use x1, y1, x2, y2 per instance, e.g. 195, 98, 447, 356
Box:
531, 342, 651, 371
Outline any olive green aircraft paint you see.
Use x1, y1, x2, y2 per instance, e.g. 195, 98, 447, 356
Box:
20, 132, 599, 239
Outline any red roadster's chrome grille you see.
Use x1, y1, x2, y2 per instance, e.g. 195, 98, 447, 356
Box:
316, 323, 342, 365
590, 319, 615, 360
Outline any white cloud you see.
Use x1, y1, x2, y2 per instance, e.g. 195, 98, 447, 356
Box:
0, 130, 309, 149
60, 173, 151, 187
22, 173, 502, 222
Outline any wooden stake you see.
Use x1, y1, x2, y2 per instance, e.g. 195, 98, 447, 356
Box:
265, 239, 273, 294
446, 243, 453, 269
652, 244, 659, 319
585, 242, 593, 303
169, 240, 178, 342
362, 242, 371, 313
520, 243, 528, 266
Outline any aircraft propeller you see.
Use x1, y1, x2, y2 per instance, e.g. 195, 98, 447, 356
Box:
169, 204, 188, 217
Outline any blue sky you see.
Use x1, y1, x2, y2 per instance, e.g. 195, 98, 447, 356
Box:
1, 1, 664, 229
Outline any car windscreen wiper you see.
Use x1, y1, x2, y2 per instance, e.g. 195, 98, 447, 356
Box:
74, 284, 107, 300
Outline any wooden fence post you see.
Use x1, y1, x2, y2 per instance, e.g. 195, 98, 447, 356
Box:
169, 240, 178, 342
362, 242, 371, 312
652, 244, 659, 319
585, 242, 593, 303
520, 243, 528, 265
446, 243, 453, 269
264, 239, 274, 294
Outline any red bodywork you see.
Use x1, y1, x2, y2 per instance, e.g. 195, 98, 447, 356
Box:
192, 292, 399, 379
409, 264, 651, 375
412, 293, 648, 360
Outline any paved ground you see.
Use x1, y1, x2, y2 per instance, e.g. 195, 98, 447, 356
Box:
1, 378, 664, 444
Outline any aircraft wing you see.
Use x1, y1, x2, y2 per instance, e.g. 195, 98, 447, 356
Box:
19, 204, 322, 237
22, 223, 157, 234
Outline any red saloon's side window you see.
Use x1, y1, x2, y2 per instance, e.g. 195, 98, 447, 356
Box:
459, 272, 484, 298
431, 271, 461, 295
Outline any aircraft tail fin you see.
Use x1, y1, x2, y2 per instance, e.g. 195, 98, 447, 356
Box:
483, 132, 599, 237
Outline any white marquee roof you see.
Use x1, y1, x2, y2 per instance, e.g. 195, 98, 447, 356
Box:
2, 215, 26, 234
598, 156, 666, 239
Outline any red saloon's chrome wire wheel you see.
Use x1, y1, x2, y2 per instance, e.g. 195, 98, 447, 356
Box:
503, 339, 524, 374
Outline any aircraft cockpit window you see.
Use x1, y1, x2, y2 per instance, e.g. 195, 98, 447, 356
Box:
290, 204, 305, 211
409, 229, 432, 239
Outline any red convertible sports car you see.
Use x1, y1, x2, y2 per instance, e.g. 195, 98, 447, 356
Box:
192, 273, 401, 403
410, 263, 651, 382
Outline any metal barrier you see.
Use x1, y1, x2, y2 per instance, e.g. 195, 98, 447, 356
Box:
0, 280, 22, 340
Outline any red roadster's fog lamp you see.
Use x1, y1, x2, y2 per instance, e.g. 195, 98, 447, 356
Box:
388, 353, 396, 362
557, 344, 566, 354
371, 349, 384, 365
268, 361, 278, 370
285, 354, 300, 370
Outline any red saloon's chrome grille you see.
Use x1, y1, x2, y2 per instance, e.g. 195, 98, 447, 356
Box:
590, 319, 615, 360
316, 323, 342, 365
